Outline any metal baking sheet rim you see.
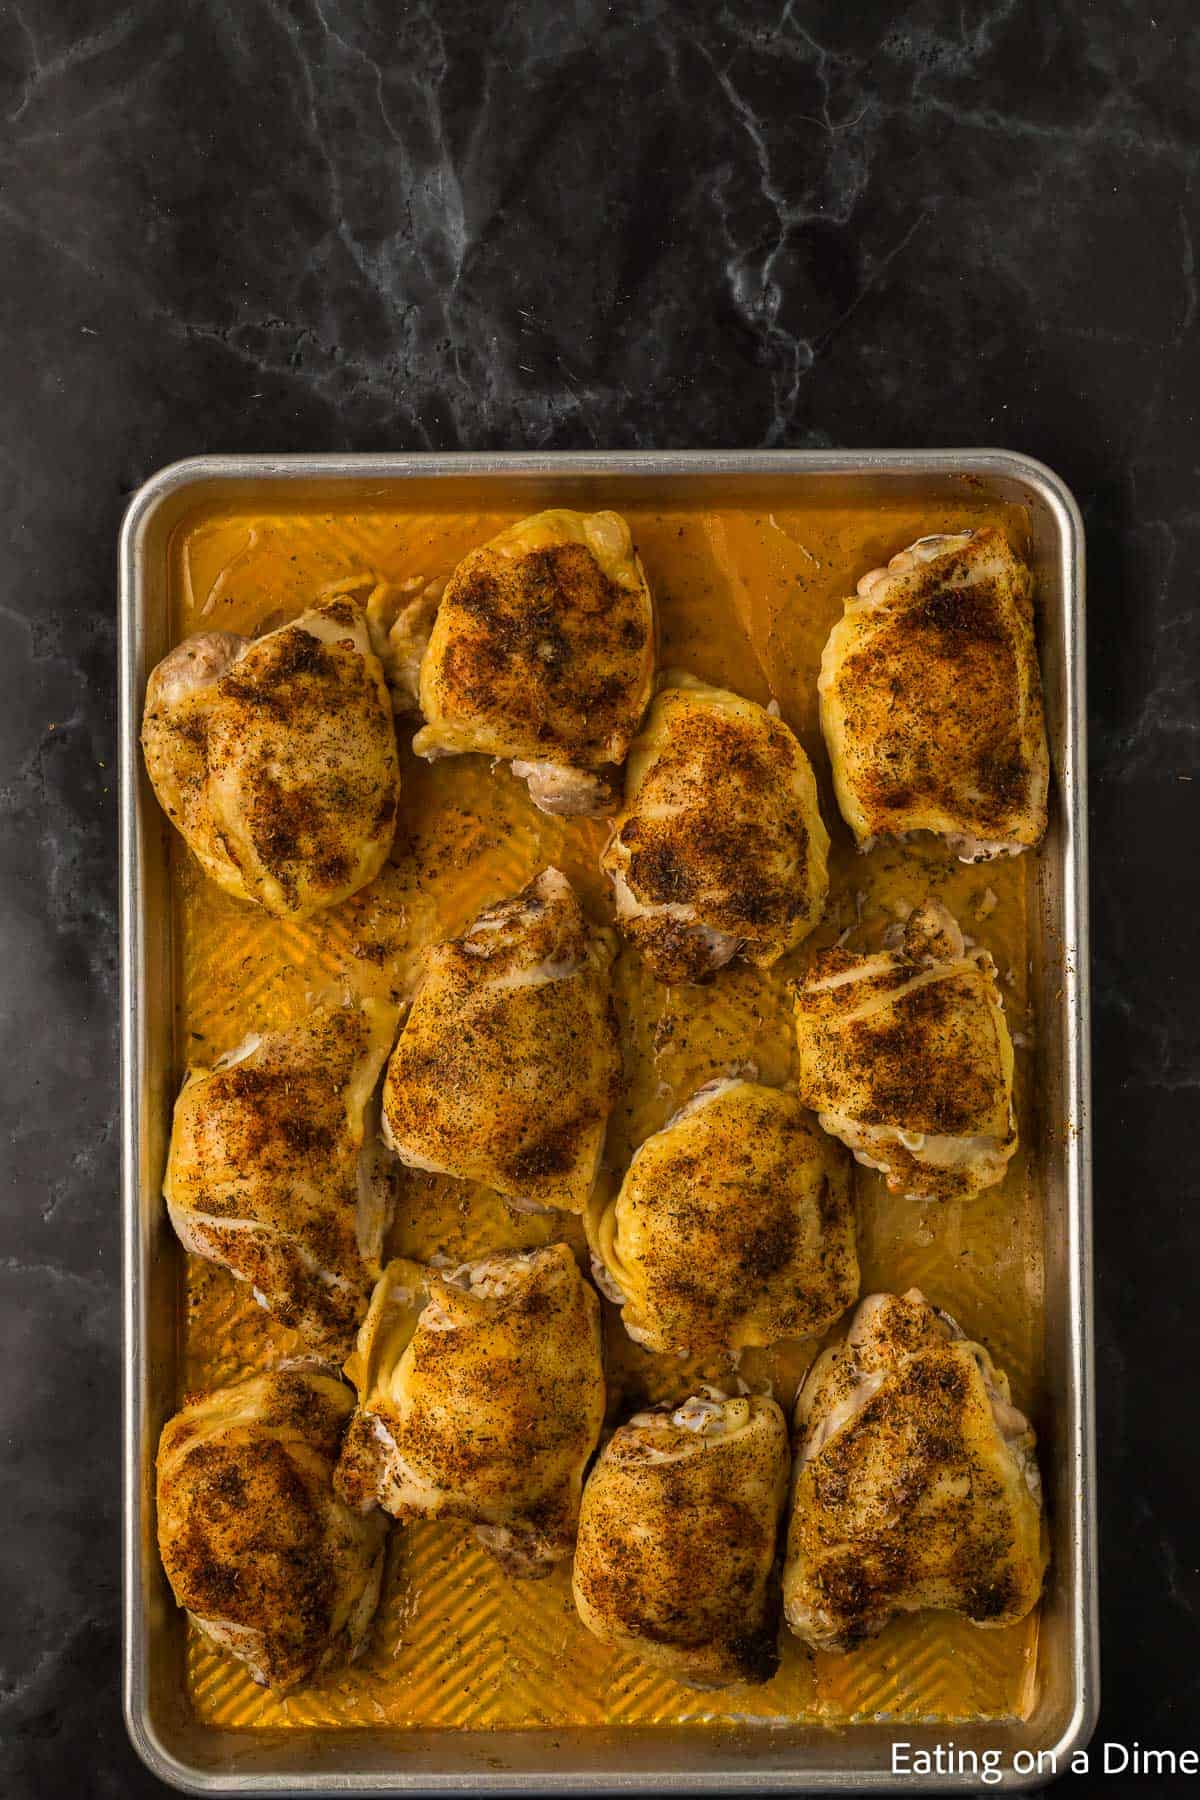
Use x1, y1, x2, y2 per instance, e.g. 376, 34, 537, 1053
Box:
119, 449, 1097, 1794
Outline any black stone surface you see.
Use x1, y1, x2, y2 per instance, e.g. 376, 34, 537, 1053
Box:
0, 2, 1195, 1795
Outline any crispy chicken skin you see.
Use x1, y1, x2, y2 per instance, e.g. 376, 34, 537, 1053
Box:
783, 1290, 1047, 1651
587, 1078, 858, 1356
819, 529, 1049, 861
335, 1245, 605, 1577
412, 509, 655, 817
382, 867, 621, 1214
156, 1369, 388, 1693
601, 673, 830, 984
142, 598, 400, 917
572, 1391, 790, 1688
792, 902, 1016, 1202
164, 999, 399, 1350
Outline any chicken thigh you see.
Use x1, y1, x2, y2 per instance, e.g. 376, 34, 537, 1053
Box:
601, 673, 829, 983
793, 902, 1016, 1202
142, 597, 400, 917
335, 1245, 605, 1576
783, 1290, 1046, 1651
819, 529, 1049, 860
164, 998, 399, 1350
411, 509, 655, 816
573, 1390, 790, 1688
382, 867, 621, 1214
588, 1078, 858, 1356
157, 1368, 388, 1693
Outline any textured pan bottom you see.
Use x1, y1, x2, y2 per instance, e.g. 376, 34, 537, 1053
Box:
168, 494, 1041, 1732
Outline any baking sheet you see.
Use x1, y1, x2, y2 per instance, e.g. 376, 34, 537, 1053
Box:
121, 451, 1094, 1792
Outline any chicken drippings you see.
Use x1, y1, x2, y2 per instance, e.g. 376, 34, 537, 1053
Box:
171, 492, 1043, 1731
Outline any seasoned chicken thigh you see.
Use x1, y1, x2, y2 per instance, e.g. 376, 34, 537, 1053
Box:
793, 902, 1016, 1202
382, 867, 621, 1214
335, 1245, 605, 1576
157, 1369, 388, 1693
819, 529, 1049, 860
412, 509, 655, 816
588, 1078, 858, 1356
573, 1391, 790, 1688
164, 999, 399, 1350
601, 673, 829, 984
783, 1290, 1046, 1651
142, 597, 400, 916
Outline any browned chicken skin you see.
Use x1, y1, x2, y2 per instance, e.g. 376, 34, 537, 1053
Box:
164, 999, 398, 1351
336, 1245, 605, 1577
587, 1077, 858, 1356
573, 1391, 790, 1688
819, 529, 1049, 860
602, 673, 830, 983
382, 867, 621, 1214
156, 1369, 388, 1693
412, 509, 655, 817
141, 597, 400, 917
783, 1290, 1047, 1652
793, 901, 1016, 1202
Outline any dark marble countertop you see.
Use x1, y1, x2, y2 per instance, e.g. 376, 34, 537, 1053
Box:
0, 2, 1195, 1795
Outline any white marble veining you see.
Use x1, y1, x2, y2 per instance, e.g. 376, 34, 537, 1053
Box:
0, 0, 1196, 1790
